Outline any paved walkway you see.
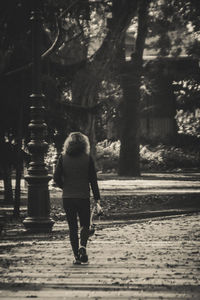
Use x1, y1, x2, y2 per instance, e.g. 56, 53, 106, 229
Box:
0, 213, 200, 299
1, 172, 200, 198
48, 172, 200, 197
97, 172, 200, 196
1, 172, 200, 222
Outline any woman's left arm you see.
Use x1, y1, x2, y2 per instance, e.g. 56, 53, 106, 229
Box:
89, 156, 100, 201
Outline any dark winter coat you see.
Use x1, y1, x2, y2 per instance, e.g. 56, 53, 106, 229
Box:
53, 153, 100, 201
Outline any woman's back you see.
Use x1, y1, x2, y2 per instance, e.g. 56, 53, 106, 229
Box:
62, 153, 90, 198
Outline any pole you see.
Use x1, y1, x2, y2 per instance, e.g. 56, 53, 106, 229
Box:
23, 0, 54, 232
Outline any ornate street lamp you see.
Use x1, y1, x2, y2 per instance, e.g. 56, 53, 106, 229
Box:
23, 1, 54, 232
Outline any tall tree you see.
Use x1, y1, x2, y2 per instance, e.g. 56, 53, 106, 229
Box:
119, 0, 200, 175
69, 0, 138, 157
119, 0, 150, 176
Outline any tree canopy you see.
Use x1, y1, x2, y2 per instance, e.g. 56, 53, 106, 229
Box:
0, 0, 199, 181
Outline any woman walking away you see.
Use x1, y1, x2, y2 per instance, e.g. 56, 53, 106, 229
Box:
53, 132, 102, 265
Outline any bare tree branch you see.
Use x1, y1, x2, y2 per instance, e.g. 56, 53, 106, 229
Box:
4, 0, 81, 78
58, 0, 80, 19
61, 101, 98, 114
41, 18, 62, 59
61, 95, 115, 114
4, 17, 61, 77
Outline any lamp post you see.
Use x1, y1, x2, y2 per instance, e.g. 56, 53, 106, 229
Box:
23, 1, 54, 232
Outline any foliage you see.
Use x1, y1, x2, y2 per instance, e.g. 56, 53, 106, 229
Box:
95, 139, 200, 172
95, 140, 120, 172
44, 144, 58, 172
140, 144, 199, 171
173, 79, 200, 110
96, 140, 120, 158
96, 80, 122, 141
176, 110, 200, 138
1, 0, 200, 177
46, 136, 200, 173
147, 0, 200, 57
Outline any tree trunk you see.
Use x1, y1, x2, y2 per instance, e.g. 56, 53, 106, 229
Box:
143, 61, 178, 144
71, 65, 99, 157
71, 0, 138, 157
13, 77, 24, 218
2, 166, 13, 204
118, 0, 149, 176
13, 161, 22, 218
85, 112, 97, 159
119, 64, 141, 176
0, 139, 14, 203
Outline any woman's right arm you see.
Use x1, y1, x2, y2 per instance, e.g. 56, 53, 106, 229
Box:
53, 155, 63, 189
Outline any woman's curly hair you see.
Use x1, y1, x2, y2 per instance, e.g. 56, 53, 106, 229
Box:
62, 132, 90, 156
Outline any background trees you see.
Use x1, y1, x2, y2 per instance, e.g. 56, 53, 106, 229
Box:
0, 0, 139, 203
0, 0, 200, 206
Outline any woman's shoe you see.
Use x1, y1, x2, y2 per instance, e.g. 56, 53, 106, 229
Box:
73, 256, 81, 265
79, 246, 88, 263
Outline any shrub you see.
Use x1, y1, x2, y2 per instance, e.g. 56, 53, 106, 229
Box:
140, 144, 199, 171
96, 140, 120, 172
96, 140, 200, 172
176, 110, 200, 138
45, 144, 58, 172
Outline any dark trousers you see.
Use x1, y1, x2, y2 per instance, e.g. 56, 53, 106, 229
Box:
63, 198, 90, 257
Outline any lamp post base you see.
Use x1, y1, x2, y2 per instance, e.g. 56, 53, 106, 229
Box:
23, 217, 54, 233
23, 174, 54, 233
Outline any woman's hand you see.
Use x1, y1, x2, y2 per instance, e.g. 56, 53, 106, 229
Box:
96, 201, 103, 216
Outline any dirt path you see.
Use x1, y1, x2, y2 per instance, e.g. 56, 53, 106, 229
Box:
0, 213, 200, 299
